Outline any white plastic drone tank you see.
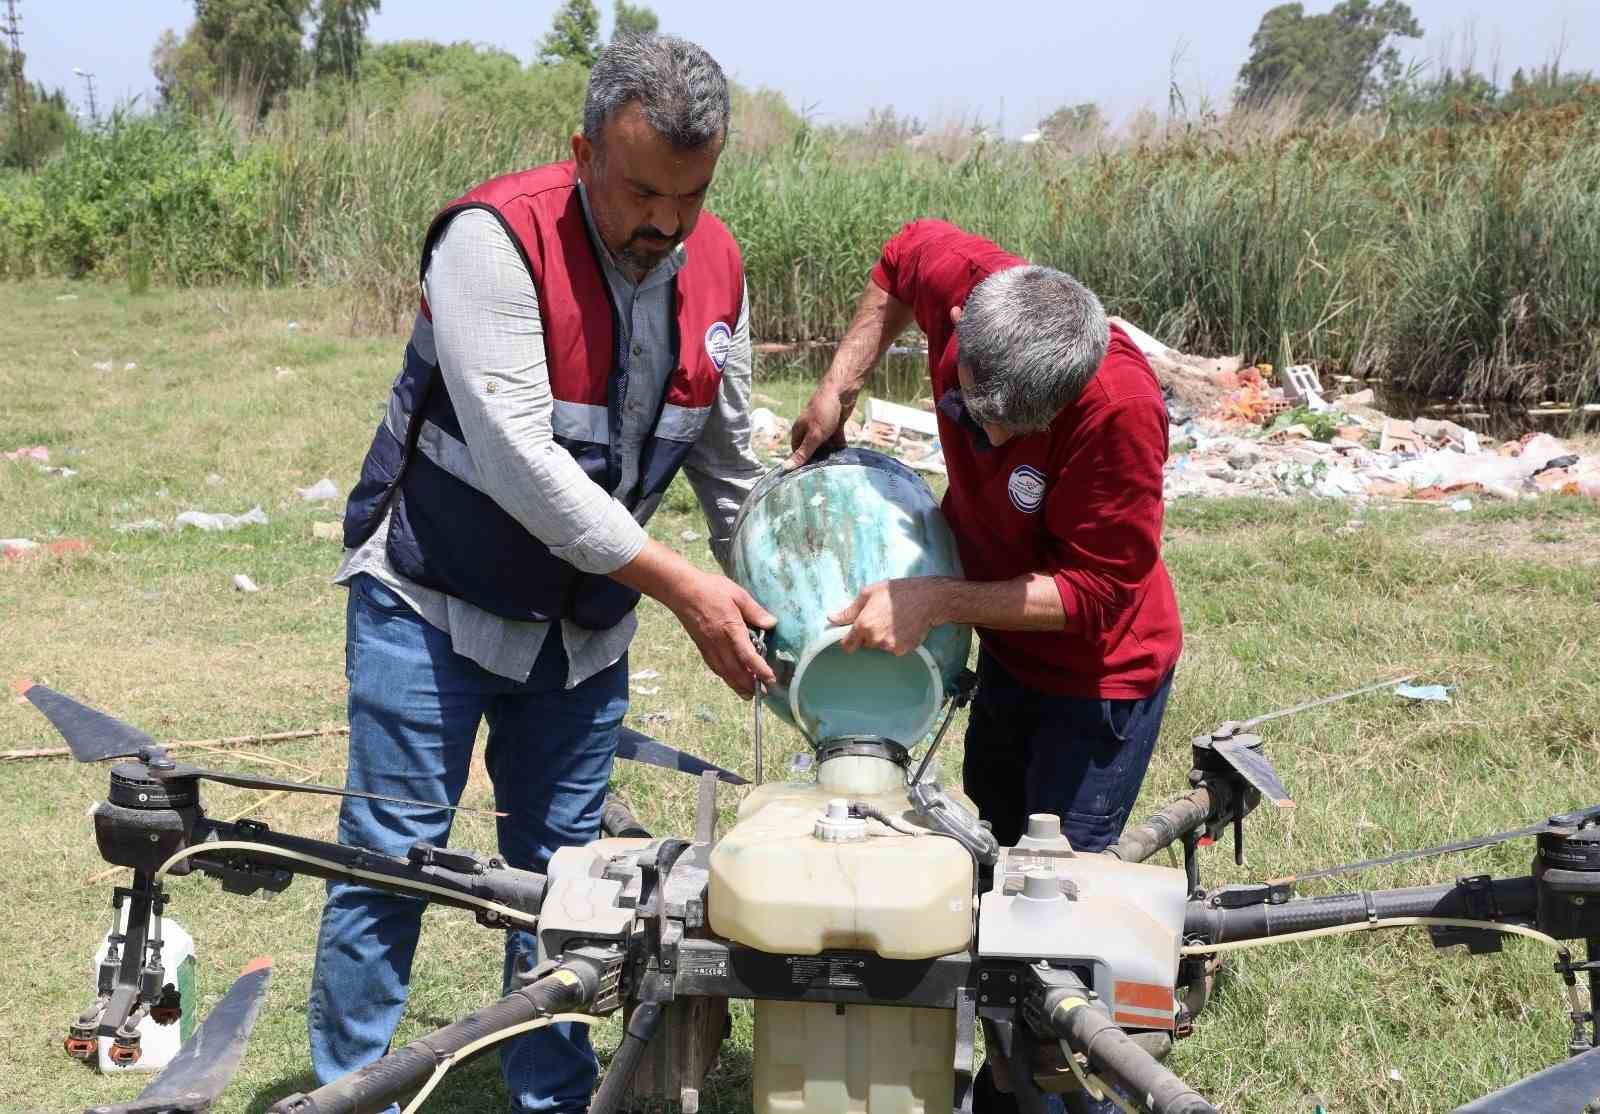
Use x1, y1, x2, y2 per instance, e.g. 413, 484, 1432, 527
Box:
92, 911, 195, 1074
707, 757, 975, 959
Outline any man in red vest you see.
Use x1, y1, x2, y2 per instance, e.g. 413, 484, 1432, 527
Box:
788, 220, 1183, 1113
317, 34, 774, 1113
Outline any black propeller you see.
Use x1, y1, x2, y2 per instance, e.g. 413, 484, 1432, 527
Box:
1451, 1045, 1600, 1113
84, 956, 273, 1114
1277, 803, 1600, 885
19, 683, 748, 806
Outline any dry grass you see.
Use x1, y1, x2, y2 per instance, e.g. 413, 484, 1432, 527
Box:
1, 283, 1598, 1113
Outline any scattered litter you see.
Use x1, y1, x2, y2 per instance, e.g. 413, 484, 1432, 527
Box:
1449, 498, 1473, 513
54, 293, 79, 302
205, 472, 224, 487
92, 360, 113, 372
1395, 683, 1451, 704
232, 573, 260, 593
295, 478, 340, 502
633, 686, 661, 696
679, 530, 703, 542
39, 466, 77, 478
2, 537, 91, 561
1387, 1068, 1404, 1083
635, 710, 673, 725
274, 366, 294, 378
749, 408, 791, 458
311, 521, 343, 542
631, 669, 661, 681
287, 321, 299, 331
175, 505, 269, 532
116, 519, 165, 534
123, 362, 137, 371
4, 445, 48, 462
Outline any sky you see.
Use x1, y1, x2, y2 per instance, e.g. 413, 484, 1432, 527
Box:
19, 0, 1600, 137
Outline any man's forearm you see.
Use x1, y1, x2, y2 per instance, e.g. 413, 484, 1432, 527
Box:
931, 574, 1068, 632
823, 279, 915, 406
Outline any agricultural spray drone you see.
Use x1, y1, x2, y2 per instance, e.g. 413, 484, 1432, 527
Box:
24, 676, 1600, 1114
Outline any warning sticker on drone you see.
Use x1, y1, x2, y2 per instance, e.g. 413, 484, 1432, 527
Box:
787, 954, 866, 989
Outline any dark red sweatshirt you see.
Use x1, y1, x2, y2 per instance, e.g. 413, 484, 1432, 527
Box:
871, 219, 1181, 698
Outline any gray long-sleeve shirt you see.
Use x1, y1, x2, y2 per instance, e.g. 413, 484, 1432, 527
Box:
338, 193, 766, 686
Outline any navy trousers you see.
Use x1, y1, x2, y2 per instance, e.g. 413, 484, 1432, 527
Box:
962, 649, 1176, 1114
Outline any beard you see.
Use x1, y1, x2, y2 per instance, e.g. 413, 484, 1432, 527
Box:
616, 225, 683, 279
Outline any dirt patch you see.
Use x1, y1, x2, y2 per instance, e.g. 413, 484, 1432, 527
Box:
1423, 517, 1600, 568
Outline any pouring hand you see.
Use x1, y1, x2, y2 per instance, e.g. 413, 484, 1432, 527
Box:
829, 578, 950, 656
784, 385, 850, 471
669, 571, 778, 699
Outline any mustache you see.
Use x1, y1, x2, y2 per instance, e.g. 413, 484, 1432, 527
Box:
626, 225, 681, 250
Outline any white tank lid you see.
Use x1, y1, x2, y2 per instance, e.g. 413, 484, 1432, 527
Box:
813, 797, 868, 842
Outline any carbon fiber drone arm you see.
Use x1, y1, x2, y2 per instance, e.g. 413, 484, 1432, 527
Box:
179, 816, 550, 926
1182, 874, 1540, 945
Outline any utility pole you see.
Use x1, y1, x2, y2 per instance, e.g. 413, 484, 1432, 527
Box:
72, 66, 96, 126
1, 0, 29, 168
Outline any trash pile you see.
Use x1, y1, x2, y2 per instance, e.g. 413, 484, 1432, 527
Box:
1110, 318, 1600, 505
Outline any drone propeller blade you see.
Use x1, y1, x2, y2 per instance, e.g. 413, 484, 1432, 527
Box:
158, 764, 508, 817
83, 957, 273, 1114
15, 681, 157, 763
1450, 1045, 1600, 1113
616, 727, 748, 786
1213, 735, 1295, 809
1278, 803, 1600, 885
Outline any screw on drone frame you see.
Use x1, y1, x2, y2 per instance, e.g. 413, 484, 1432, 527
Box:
910, 669, 979, 786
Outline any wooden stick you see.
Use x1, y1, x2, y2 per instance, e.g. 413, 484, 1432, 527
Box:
2, 725, 349, 763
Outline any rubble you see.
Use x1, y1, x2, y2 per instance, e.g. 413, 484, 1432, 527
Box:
1111, 317, 1600, 505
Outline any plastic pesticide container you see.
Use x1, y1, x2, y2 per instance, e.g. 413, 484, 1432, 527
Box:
91, 910, 196, 1074
729, 448, 972, 749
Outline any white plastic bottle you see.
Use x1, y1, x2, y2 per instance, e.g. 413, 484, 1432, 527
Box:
90, 908, 196, 1074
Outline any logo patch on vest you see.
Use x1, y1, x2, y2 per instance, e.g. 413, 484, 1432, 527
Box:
704, 321, 733, 370
1008, 465, 1047, 513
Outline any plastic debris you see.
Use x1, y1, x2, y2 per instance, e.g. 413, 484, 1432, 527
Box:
633, 686, 661, 696
1450, 498, 1473, 513
175, 505, 269, 532
295, 478, 340, 502
1395, 683, 1451, 704
1, 538, 39, 556
92, 360, 113, 372
4, 445, 48, 462
39, 466, 77, 478
680, 530, 703, 542
54, 293, 79, 302
311, 521, 343, 541
116, 519, 165, 534
631, 669, 661, 681
749, 408, 792, 457
232, 574, 260, 593
3, 537, 91, 560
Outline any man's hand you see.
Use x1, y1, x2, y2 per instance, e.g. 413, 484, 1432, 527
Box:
667, 570, 778, 698
784, 385, 850, 471
829, 577, 951, 656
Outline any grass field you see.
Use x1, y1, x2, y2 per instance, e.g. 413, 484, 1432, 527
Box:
1, 282, 1598, 1114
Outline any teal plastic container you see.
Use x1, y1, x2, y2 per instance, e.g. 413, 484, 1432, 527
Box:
730, 448, 972, 749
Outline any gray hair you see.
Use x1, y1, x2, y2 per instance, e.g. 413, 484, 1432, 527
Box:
583, 34, 730, 149
956, 265, 1108, 431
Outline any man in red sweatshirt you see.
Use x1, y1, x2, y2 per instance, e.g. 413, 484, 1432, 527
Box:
787, 218, 1181, 1112
788, 216, 1181, 851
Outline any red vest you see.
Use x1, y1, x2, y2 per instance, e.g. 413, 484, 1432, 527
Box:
344, 161, 745, 626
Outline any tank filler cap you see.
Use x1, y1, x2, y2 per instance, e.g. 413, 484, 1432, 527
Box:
1018, 869, 1064, 902
814, 798, 868, 842
1014, 813, 1075, 853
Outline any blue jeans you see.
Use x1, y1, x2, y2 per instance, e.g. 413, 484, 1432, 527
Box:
308, 574, 628, 1114
962, 650, 1176, 1114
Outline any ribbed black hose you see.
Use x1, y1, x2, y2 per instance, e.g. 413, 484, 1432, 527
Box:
267, 961, 601, 1114
1049, 998, 1216, 1114
1185, 875, 1538, 944
601, 793, 651, 838
1103, 788, 1216, 864
590, 1001, 663, 1114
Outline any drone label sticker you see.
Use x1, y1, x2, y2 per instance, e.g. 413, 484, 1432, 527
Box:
1008, 465, 1047, 513
704, 321, 733, 370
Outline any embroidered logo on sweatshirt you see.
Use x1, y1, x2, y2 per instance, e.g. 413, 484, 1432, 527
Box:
1008, 465, 1047, 513
704, 321, 733, 370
